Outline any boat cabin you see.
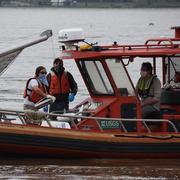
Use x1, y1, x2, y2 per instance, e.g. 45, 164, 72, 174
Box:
59, 27, 180, 133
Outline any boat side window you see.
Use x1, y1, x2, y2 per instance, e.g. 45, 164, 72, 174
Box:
165, 56, 180, 84
78, 60, 114, 95
106, 58, 135, 96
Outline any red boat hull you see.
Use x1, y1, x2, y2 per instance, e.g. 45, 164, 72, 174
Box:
0, 123, 180, 158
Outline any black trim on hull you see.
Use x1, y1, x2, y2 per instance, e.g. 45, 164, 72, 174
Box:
0, 132, 180, 154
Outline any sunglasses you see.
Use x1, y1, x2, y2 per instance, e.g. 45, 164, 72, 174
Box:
40, 71, 47, 75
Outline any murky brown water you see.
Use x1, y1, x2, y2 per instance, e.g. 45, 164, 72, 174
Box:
0, 158, 179, 179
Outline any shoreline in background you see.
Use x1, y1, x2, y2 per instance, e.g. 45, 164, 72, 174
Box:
1, 1, 180, 8
1, 6, 180, 9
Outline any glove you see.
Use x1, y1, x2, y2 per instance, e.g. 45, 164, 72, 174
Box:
43, 105, 48, 112
46, 95, 56, 102
68, 93, 75, 102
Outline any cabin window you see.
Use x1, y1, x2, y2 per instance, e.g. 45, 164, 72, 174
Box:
106, 58, 135, 96
78, 60, 114, 95
165, 56, 180, 83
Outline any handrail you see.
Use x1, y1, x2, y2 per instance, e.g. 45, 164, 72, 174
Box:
102, 44, 175, 50
0, 108, 178, 133
46, 112, 179, 132
145, 38, 174, 46
98, 43, 178, 53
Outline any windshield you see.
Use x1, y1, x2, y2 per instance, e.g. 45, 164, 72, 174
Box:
106, 58, 135, 96
78, 60, 114, 95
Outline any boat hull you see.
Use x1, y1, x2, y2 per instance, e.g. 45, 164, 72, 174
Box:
0, 123, 180, 158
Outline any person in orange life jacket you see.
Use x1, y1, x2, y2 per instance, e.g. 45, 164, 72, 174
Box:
24, 66, 56, 110
136, 62, 161, 119
47, 58, 78, 113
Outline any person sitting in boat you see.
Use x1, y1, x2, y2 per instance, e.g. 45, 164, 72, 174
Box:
23, 66, 56, 111
136, 62, 161, 119
164, 71, 180, 90
47, 58, 78, 113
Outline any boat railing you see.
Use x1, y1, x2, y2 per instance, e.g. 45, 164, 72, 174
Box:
0, 108, 178, 133
145, 38, 175, 46
100, 38, 180, 52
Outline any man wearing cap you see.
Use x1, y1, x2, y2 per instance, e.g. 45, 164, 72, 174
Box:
136, 62, 161, 119
47, 58, 78, 113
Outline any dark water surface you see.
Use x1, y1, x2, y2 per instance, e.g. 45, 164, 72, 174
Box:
0, 8, 180, 179
0, 158, 180, 179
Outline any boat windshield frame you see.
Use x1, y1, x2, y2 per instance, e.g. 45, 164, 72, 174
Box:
76, 59, 115, 96
76, 57, 138, 97
105, 58, 136, 96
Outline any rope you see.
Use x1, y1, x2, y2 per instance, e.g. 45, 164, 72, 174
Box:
24, 110, 47, 125
114, 134, 174, 140
145, 134, 174, 140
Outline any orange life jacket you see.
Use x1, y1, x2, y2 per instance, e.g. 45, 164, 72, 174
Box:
49, 71, 70, 95
23, 78, 47, 103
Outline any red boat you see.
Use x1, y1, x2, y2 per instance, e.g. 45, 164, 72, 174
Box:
0, 27, 180, 158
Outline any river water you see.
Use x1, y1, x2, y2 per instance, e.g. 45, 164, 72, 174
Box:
0, 7, 180, 179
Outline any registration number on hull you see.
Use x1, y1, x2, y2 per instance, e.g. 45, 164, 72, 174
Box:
100, 120, 121, 130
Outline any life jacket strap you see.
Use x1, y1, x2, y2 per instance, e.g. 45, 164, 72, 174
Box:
24, 78, 40, 100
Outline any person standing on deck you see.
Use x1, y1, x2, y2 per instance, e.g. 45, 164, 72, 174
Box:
136, 62, 161, 119
23, 66, 55, 111
47, 58, 78, 113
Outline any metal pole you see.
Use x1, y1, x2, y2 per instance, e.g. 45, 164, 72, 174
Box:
0, 29, 52, 58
